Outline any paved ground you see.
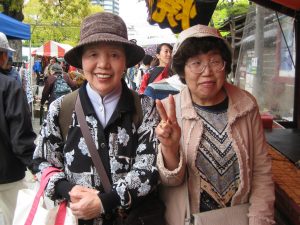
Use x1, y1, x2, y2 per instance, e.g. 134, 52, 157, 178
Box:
32, 117, 41, 136
31, 84, 44, 136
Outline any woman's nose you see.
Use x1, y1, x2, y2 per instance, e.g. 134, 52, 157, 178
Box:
97, 56, 110, 68
201, 64, 213, 76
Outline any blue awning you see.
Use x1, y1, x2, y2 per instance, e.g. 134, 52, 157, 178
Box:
0, 13, 31, 40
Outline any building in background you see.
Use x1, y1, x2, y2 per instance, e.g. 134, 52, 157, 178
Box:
91, 0, 119, 14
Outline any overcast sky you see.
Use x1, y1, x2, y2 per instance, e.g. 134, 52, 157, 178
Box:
119, 0, 176, 46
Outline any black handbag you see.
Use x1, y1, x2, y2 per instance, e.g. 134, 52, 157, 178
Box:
113, 192, 165, 225
75, 96, 166, 225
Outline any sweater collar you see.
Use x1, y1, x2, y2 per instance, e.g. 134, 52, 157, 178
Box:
180, 82, 256, 124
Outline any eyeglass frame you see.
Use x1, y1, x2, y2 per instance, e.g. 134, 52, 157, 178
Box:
185, 58, 226, 74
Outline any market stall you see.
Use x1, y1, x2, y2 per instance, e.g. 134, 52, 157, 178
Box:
31, 40, 72, 58
0, 13, 30, 40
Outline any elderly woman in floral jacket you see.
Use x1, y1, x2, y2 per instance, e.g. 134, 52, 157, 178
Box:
33, 12, 164, 225
155, 24, 275, 225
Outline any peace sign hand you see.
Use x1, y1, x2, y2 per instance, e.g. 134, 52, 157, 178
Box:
155, 95, 181, 170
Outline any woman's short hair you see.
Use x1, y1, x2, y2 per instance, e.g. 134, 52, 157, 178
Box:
172, 37, 232, 84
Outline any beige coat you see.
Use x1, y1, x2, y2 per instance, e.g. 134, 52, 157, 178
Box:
157, 83, 275, 225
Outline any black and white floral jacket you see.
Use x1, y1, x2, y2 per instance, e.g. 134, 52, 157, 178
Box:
33, 81, 160, 219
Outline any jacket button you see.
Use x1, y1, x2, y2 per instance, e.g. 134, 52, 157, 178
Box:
100, 143, 106, 148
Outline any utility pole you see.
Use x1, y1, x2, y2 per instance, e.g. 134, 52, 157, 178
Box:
253, 4, 265, 104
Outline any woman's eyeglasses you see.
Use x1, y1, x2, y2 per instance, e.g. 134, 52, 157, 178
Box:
186, 59, 226, 74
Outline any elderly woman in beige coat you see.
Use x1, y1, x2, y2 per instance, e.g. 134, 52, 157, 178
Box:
155, 24, 275, 225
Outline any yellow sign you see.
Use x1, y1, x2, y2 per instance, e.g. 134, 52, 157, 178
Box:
146, 0, 218, 33
151, 0, 197, 30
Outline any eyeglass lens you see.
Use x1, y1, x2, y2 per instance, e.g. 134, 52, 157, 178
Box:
187, 59, 225, 74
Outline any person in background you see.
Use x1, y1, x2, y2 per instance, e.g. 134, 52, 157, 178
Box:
134, 54, 153, 90
60, 59, 70, 73
0, 32, 36, 225
150, 56, 159, 68
41, 63, 77, 107
125, 63, 139, 90
33, 56, 43, 85
69, 69, 85, 88
138, 43, 173, 94
155, 24, 275, 225
1, 54, 21, 85
68, 64, 77, 73
33, 12, 164, 225
43, 57, 57, 81
19, 61, 34, 110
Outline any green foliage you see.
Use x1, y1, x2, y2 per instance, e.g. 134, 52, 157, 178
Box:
1, 0, 24, 20
212, 0, 250, 29
1, 0, 23, 12
23, 0, 103, 47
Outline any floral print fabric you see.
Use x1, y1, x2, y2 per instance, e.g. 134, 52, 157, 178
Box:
33, 83, 160, 213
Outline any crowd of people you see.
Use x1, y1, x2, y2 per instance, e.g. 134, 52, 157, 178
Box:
0, 11, 275, 225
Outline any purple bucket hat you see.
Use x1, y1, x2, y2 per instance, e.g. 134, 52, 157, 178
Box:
64, 12, 145, 69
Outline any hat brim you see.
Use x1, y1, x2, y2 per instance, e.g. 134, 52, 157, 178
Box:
64, 33, 145, 69
0, 47, 15, 52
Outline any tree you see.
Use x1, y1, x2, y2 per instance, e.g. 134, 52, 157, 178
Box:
0, 0, 26, 62
23, 0, 103, 47
212, 0, 250, 30
1, 0, 24, 20
211, 0, 250, 81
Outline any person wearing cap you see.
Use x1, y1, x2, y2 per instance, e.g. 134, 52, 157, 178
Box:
0, 33, 21, 84
33, 12, 165, 225
0, 32, 36, 224
41, 62, 77, 107
2, 54, 22, 85
155, 24, 275, 225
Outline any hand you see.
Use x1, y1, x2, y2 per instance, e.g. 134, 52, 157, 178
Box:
69, 185, 102, 220
156, 95, 181, 170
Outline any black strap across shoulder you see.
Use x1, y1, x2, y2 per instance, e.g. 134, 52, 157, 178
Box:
147, 67, 165, 84
75, 95, 112, 193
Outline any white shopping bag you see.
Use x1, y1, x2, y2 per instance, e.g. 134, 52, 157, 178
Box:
13, 167, 77, 225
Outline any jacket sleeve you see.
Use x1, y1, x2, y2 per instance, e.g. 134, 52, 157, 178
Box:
6, 79, 36, 170
157, 144, 186, 186
248, 105, 275, 225
32, 97, 68, 199
156, 96, 186, 186
41, 76, 54, 105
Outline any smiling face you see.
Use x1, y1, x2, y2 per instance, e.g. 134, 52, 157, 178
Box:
184, 50, 226, 106
82, 42, 126, 97
157, 44, 172, 67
